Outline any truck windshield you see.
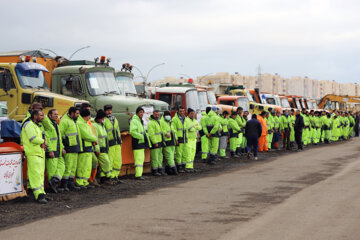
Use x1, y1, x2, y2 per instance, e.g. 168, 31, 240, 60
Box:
86, 71, 120, 96
198, 91, 208, 111
16, 69, 48, 89
186, 90, 200, 112
296, 100, 301, 109
266, 98, 276, 105
281, 98, 290, 108
115, 75, 137, 95
237, 98, 249, 112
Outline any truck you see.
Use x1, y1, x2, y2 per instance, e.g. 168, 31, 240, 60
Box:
318, 94, 360, 112
154, 84, 201, 118
216, 96, 251, 116
0, 53, 87, 121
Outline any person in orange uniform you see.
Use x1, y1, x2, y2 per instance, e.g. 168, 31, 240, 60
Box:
257, 111, 268, 152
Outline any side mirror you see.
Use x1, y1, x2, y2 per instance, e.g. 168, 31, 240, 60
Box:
249, 104, 254, 110
2, 74, 11, 93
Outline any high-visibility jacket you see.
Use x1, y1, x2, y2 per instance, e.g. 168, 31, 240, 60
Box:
274, 115, 281, 130
207, 110, 220, 137
172, 113, 187, 143
199, 111, 208, 137
130, 115, 150, 150
257, 115, 267, 136
349, 115, 355, 128
93, 121, 109, 153
59, 114, 81, 153
331, 117, 341, 137
21, 119, 45, 157
21, 111, 45, 142
313, 117, 321, 128
185, 117, 201, 140
280, 115, 291, 131
77, 115, 97, 153
220, 116, 229, 136
267, 114, 275, 130
104, 116, 122, 147
235, 115, 246, 133
43, 116, 64, 158
265, 116, 274, 134
228, 118, 240, 138
160, 116, 177, 147
323, 117, 331, 129
148, 115, 164, 148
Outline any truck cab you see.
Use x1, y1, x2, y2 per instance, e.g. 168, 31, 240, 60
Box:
51, 58, 168, 130
216, 96, 251, 115
154, 85, 200, 118
0, 60, 86, 121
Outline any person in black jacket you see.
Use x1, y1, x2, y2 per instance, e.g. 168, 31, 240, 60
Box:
294, 110, 305, 151
355, 112, 359, 137
245, 114, 262, 160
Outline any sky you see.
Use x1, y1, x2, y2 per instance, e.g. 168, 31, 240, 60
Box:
1, 0, 360, 83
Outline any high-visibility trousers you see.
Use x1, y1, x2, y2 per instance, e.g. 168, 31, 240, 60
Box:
98, 153, 111, 178
163, 146, 176, 168
237, 133, 243, 149
219, 136, 228, 157
150, 147, 163, 170
89, 152, 98, 183
209, 137, 219, 155
175, 143, 186, 165
267, 133, 273, 149
76, 152, 92, 186
325, 130, 331, 141
134, 149, 145, 177
290, 127, 295, 142
27, 155, 45, 200
258, 135, 268, 152
302, 128, 308, 145
313, 128, 321, 144
201, 135, 209, 160
63, 153, 78, 180
46, 157, 65, 182
109, 144, 122, 178
241, 135, 247, 149
229, 137, 237, 152
185, 139, 197, 169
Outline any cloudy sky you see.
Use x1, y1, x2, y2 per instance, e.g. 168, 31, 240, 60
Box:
1, 0, 360, 83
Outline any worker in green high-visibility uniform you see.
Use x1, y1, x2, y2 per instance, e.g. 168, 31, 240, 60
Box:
184, 108, 202, 172
228, 111, 241, 158
160, 111, 178, 175
148, 110, 166, 176
130, 107, 151, 180
43, 109, 66, 194
235, 107, 246, 155
331, 112, 341, 142
173, 106, 187, 172
280, 109, 291, 150
323, 113, 332, 143
21, 109, 51, 204
219, 111, 230, 159
272, 111, 281, 150
320, 111, 327, 142
104, 104, 123, 183
289, 109, 296, 148
312, 111, 322, 144
349, 112, 355, 138
207, 106, 221, 165
76, 109, 98, 189
343, 112, 350, 139
200, 108, 211, 162
301, 109, 310, 146
93, 110, 113, 185
59, 107, 81, 191
265, 111, 274, 151
241, 111, 249, 152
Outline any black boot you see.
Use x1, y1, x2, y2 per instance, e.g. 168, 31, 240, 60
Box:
231, 151, 239, 158
236, 148, 242, 156
60, 178, 69, 192
68, 178, 80, 191
49, 177, 58, 193
152, 169, 161, 176
171, 167, 178, 175
158, 168, 167, 176
37, 194, 48, 204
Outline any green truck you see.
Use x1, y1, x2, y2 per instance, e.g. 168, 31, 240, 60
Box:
51, 58, 169, 131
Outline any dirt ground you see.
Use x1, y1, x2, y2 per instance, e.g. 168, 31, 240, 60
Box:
0, 139, 354, 231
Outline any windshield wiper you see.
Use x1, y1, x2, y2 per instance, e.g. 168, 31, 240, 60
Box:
23, 85, 35, 89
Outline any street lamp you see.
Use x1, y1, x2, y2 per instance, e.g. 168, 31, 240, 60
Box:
132, 63, 165, 96
40, 48, 58, 56
69, 45, 91, 60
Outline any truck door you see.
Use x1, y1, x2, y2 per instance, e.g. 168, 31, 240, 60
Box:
0, 68, 17, 119
59, 75, 84, 98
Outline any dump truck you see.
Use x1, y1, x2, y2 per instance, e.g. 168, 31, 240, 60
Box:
0, 53, 87, 121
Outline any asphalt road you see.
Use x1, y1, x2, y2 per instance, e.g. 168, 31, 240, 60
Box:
1, 138, 359, 240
